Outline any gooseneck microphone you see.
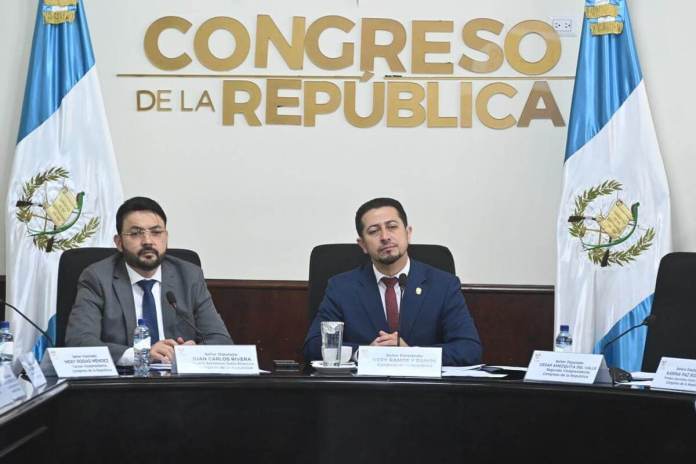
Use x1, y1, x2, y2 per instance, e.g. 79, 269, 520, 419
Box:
602, 314, 656, 382
0, 299, 55, 347
165, 291, 202, 343
397, 273, 408, 347
602, 314, 656, 354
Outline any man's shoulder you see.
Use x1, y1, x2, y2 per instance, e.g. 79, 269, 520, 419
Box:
162, 254, 203, 276
411, 259, 459, 284
327, 264, 368, 286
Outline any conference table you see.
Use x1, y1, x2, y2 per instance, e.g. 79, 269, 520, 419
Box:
0, 368, 694, 463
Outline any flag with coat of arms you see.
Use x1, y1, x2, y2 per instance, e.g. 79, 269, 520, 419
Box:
556, 0, 671, 371
5, 0, 123, 362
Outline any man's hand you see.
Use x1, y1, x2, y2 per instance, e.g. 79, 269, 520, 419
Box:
150, 339, 178, 363
176, 337, 196, 346
370, 330, 409, 347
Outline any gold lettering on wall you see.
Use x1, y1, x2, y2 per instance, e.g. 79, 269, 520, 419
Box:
194, 17, 250, 71
412, 21, 453, 74
266, 79, 302, 125
344, 82, 385, 128
504, 20, 561, 75
517, 81, 565, 127
255, 15, 306, 70
387, 82, 425, 127
144, 16, 192, 71
360, 18, 407, 72
476, 83, 517, 129
304, 81, 342, 126
305, 16, 356, 70
459, 18, 504, 73
222, 80, 262, 126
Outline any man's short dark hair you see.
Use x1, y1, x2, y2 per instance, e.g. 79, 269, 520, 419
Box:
116, 197, 167, 233
355, 197, 408, 236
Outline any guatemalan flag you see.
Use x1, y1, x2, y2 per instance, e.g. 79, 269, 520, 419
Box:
556, 0, 671, 371
5, 0, 122, 362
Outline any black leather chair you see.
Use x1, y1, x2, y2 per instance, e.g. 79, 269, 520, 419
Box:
642, 252, 696, 372
55, 247, 201, 347
307, 243, 456, 320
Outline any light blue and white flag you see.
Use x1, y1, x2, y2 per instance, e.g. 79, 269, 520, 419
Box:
5, 0, 122, 362
556, 0, 671, 371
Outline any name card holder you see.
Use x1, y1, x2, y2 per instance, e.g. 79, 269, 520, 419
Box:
652, 357, 696, 393
47, 347, 118, 378
0, 364, 27, 403
524, 350, 611, 385
357, 346, 442, 378
173, 345, 260, 375
19, 352, 47, 389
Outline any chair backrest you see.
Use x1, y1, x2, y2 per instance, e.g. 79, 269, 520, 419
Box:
307, 243, 455, 320
642, 252, 696, 372
55, 247, 201, 347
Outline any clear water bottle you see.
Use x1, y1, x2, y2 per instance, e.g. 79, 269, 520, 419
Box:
0, 321, 13, 364
133, 319, 151, 377
555, 324, 573, 352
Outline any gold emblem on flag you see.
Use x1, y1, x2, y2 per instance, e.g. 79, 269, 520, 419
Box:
567, 180, 654, 267
43, 0, 78, 25
586, 2, 624, 36
14, 167, 100, 253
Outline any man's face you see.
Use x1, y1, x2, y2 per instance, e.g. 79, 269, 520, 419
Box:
114, 210, 168, 273
357, 206, 412, 267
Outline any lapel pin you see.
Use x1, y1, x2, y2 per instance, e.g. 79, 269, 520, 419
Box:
416, 287, 422, 295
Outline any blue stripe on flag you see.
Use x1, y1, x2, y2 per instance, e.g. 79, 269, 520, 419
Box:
33, 314, 56, 363
593, 294, 653, 372
17, 0, 95, 143
564, 0, 643, 160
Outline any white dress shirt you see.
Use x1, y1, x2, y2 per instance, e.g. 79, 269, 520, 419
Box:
372, 259, 410, 320
116, 264, 164, 366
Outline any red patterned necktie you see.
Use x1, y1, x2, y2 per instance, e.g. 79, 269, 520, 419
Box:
381, 277, 399, 332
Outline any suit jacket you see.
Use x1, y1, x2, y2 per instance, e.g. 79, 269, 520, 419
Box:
65, 253, 233, 361
303, 259, 482, 366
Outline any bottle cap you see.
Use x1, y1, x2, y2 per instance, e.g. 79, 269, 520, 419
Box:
0, 321, 8, 329
137, 318, 146, 326
560, 324, 569, 332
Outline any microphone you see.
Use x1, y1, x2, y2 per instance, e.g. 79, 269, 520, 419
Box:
165, 291, 202, 343
396, 273, 407, 347
602, 314, 656, 382
0, 299, 54, 347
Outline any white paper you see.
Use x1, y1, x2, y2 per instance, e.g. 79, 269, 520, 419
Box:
0, 364, 27, 401
441, 367, 506, 378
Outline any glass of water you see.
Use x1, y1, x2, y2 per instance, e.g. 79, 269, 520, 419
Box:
320, 321, 344, 367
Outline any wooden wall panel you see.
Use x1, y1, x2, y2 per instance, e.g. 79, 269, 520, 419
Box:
0, 276, 554, 370
208, 280, 554, 369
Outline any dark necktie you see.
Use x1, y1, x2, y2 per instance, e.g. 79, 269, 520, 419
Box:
381, 277, 399, 332
137, 279, 160, 342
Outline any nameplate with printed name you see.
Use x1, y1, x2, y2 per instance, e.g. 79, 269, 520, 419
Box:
357, 346, 442, 378
173, 345, 260, 375
652, 357, 696, 393
524, 350, 610, 385
47, 347, 118, 378
0, 364, 26, 402
19, 352, 47, 388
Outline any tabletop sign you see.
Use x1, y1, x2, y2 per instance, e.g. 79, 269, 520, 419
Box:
357, 346, 442, 378
0, 364, 26, 402
524, 350, 611, 385
651, 357, 696, 393
173, 345, 260, 375
46, 347, 118, 378
19, 352, 47, 389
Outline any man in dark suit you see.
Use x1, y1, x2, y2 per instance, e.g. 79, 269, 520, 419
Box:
304, 198, 482, 366
65, 197, 232, 364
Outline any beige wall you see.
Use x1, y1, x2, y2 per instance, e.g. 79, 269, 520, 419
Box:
0, 0, 692, 282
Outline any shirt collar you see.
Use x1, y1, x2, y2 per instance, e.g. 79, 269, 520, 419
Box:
373, 258, 410, 284
125, 262, 162, 286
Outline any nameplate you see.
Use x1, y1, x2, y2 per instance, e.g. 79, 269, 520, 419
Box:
0, 364, 26, 402
357, 346, 442, 378
652, 357, 696, 393
524, 350, 610, 385
19, 352, 47, 389
46, 347, 118, 378
173, 345, 260, 375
